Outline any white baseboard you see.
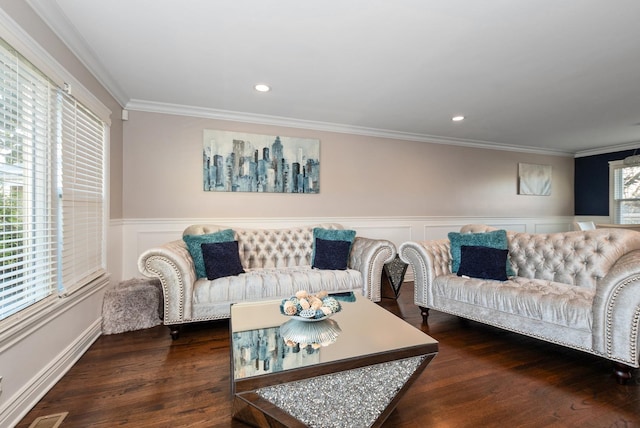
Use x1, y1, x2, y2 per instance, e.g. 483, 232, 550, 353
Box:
0, 319, 102, 428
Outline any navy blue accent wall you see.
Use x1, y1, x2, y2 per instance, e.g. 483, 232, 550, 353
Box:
574, 148, 640, 215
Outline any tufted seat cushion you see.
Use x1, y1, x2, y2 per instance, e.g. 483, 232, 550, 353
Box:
192, 266, 363, 319
433, 274, 594, 330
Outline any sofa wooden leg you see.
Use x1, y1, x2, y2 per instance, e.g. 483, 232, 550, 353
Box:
419, 306, 430, 323
169, 325, 181, 340
613, 362, 633, 385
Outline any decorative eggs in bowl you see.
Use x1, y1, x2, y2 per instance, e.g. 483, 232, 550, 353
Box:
280, 290, 342, 322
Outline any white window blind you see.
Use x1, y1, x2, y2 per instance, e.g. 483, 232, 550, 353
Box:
58, 93, 105, 295
610, 159, 640, 224
0, 41, 56, 320
0, 38, 106, 320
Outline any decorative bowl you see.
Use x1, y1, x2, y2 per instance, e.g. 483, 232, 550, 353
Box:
280, 318, 342, 347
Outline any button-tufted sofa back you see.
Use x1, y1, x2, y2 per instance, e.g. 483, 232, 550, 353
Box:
183, 223, 344, 269
460, 224, 640, 289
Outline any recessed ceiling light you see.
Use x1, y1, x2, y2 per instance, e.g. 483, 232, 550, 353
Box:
452, 115, 465, 121
254, 84, 271, 92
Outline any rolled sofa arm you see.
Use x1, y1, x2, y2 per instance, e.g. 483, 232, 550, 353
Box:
137, 239, 197, 325
349, 237, 396, 302
592, 250, 640, 367
399, 239, 451, 308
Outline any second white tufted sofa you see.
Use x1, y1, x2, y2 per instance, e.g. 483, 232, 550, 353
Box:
138, 223, 396, 339
399, 224, 640, 384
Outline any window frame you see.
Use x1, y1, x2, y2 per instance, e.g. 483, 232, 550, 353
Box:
0, 11, 111, 336
609, 159, 640, 224
0, 44, 58, 320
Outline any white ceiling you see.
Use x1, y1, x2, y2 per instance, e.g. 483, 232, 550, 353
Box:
27, 0, 640, 156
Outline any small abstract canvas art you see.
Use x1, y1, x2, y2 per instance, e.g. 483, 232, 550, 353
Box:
518, 163, 552, 196
203, 129, 320, 193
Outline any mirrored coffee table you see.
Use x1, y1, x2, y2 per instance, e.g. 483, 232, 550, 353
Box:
230, 293, 438, 427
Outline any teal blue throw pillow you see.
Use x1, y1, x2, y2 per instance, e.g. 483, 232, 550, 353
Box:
312, 227, 356, 266
313, 227, 357, 243
183, 229, 235, 278
448, 229, 515, 277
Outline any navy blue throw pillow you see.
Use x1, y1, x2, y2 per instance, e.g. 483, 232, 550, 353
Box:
457, 245, 508, 281
312, 227, 356, 265
312, 238, 351, 270
201, 241, 245, 280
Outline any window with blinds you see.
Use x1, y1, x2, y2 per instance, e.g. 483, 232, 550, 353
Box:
0, 38, 105, 321
610, 159, 640, 224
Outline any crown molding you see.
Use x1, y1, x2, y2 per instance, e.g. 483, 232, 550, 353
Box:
574, 141, 640, 158
125, 99, 574, 157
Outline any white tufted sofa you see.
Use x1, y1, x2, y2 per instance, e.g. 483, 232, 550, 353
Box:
138, 223, 396, 339
399, 224, 640, 383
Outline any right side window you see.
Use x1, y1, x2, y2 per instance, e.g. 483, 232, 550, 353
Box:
610, 159, 640, 224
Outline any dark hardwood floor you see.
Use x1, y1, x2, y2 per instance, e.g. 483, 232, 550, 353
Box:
16, 283, 640, 428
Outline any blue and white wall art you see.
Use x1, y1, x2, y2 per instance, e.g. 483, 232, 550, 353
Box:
203, 129, 320, 193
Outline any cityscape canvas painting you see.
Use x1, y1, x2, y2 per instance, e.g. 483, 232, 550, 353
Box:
203, 129, 320, 193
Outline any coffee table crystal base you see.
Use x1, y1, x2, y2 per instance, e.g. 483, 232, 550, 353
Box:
258, 355, 427, 427
233, 354, 434, 427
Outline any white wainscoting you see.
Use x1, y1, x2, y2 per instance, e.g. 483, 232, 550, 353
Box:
110, 215, 587, 283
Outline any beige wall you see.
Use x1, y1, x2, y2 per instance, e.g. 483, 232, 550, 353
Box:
123, 110, 573, 219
